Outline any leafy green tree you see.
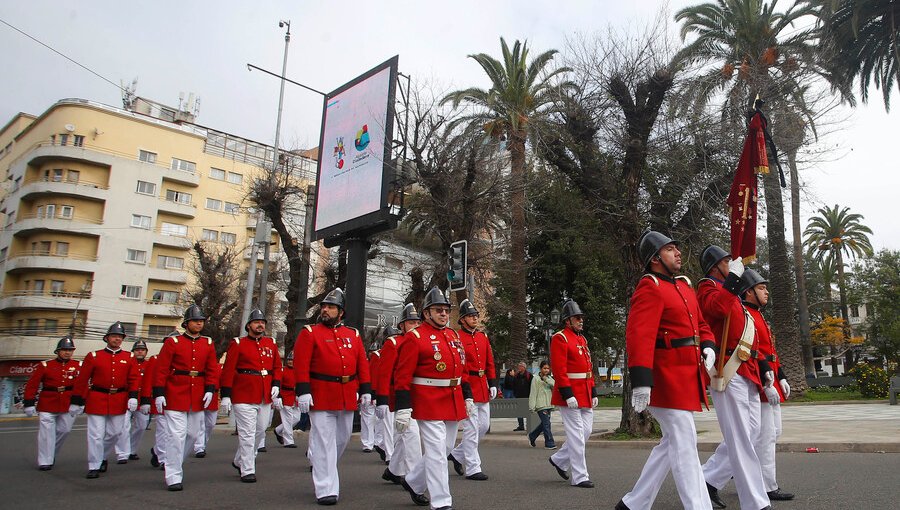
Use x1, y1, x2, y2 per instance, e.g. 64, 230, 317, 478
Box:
852, 250, 900, 373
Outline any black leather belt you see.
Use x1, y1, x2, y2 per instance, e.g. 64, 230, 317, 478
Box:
655, 337, 698, 349
173, 370, 205, 377
726, 348, 758, 358
468, 370, 486, 377
90, 386, 123, 394
310, 372, 356, 383
763, 354, 777, 362
237, 369, 269, 376
43, 386, 73, 393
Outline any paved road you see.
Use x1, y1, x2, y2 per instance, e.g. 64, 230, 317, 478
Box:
1, 417, 896, 509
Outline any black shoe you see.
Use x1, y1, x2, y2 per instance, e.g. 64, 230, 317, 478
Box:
401, 479, 430, 506
317, 495, 338, 506
285, 443, 298, 448
549, 457, 569, 480
575, 480, 594, 488
128, 454, 140, 460
434, 507, 453, 510
99, 460, 108, 473
240, 474, 257, 483
232, 462, 241, 472
257, 447, 267, 453
159, 463, 165, 470
447, 453, 464, 476
767, 488, 795, 501
707, 482, 727, 509
759, 507, 773, 510
363, 447, 373, 453
39, 465, 52, 471
374, 445, 386, 462
466, 472, 488, 481
150, 448, 159, 468
275, 431, 284, 445
529, 435, 536, 447
382, 467, 402, 485
195, 451, 206, 458
117, 459, 128, 464
86, 470, 100, 479
615, 500, 630, 510
308, 465, 313, 472
513, 427, 525, 431
167, 483, 183, 491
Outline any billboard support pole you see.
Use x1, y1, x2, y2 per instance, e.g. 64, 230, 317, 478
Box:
344, 236, 371, 331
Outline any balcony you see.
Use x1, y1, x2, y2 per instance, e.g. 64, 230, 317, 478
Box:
151, 228, 192, 250
4, 252, 98, 274
147, 266, 188, 284
159, 165, 200, 187
157, 198, 197, 218
143, 299, 181, 317
0, 289, 91, 311
19, 178, 109, 202
13, 214, 103, 236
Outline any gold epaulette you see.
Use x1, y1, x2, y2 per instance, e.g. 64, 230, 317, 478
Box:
232, 337, 240, 345
412, 329, 421, 338
675, 275, 692, 286
389, 337, 398, 346
304, 325, 313, 332
642, 273, 659, 286
203, 336, 213, 345
41, 360, 47, 367
552, 331, 566, 342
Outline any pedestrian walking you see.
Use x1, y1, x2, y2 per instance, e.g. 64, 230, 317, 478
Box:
512, 362, 532, 430
527, 360, 556, 449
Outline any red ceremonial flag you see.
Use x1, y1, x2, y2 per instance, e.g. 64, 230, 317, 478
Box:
728, 111, 769, 263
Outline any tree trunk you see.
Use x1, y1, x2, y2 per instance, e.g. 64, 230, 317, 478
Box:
506, 130, 529, 366
787, 149, 816, 378
835, 248, 851, 374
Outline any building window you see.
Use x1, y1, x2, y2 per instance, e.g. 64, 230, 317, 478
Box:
44, 319, 59, 332
139, 150, 157, 164
60, 205, 74, 219
126, 249, 146, 263
67, 169, 80, 183
120, 323, 137, 336
39, 241, 52, 254
131, 214, 151, 229
170, 158, 196, 174
165, 189, 192, 205
0, 247, 6, 261
221, 232, 236, 245
148, 325, 172, 338
136, 181, 156, 195
121, 285, 141, 300
160, 222, 187, 237
32, 280, 45, 292
201, 229, 219, 242
205, 198, 222, 211
151, 290, 179, 303
157, 255, 184, 269
73, 135, 84, 147
50, 280, 65, 294
50, 169, 64, 182
49, 135, 56, 145
224, 202, 240, 214
209, 167, 226, 180
36, 206, 43, 219
59, 134, 68, 146
55, 242, 69, 256
227, 171, 243, 185
850, 305, 859, 318
25, 319, 39, 335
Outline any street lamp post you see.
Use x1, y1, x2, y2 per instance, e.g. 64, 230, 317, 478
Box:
534, 308, 561, 360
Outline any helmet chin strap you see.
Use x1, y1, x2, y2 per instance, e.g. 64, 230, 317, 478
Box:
656, 255, 676, 277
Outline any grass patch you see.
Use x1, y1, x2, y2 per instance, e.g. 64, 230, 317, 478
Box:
595, 395, 624, 408
791, 388, 867, 402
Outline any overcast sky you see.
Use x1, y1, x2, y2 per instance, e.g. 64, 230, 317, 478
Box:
2, 1, 897, 252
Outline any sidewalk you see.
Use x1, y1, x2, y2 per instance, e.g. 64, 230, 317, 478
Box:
481, 401, 900, 453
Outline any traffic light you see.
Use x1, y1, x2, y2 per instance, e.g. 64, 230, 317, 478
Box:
447, 240, 468, 292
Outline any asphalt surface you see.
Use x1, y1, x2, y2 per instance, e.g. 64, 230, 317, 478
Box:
0, 417, 896, 509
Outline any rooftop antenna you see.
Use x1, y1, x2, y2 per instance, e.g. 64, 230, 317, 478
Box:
121, 77, 138, 110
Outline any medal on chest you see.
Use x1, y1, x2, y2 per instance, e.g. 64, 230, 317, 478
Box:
431, 343, 442, 361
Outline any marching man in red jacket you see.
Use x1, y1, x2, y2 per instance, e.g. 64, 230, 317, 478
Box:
293, 288, 371, 506
274, 350, 299, 447
153, 305, 219, 491
23, 335, 80, 470
616, 231, 716, 510
70, 322, 141, 479
220, 308, 283, 483
394, 287, 472, 510
115, 339, 150, 463
448, 298, 497, 481
547, 298, 597, 488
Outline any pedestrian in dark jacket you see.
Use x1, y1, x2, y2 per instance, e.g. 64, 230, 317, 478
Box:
512, 362, 532, 431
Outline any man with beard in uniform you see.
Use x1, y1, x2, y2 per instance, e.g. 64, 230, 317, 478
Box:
70, 322, 141, 479
547, 298, 597, 488
376, 304, 423, 485
219, 308, 283, 483
274, 350, 300, 448
153, 305, 219, 491
115, 339, 150, 463
294, 288, 371, 506
616, 231, 716, 510
23, 335, 80, 471
448, 299, 497, 481
394, 287, 472, 510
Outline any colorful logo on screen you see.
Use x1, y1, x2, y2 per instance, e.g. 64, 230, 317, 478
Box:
355, 124, 370, 151
333, 137, 345, 169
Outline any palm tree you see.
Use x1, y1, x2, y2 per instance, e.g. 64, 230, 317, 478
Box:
442, 38, 576, 364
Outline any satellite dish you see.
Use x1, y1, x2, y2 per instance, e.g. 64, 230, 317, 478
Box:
64, 124, 76, 132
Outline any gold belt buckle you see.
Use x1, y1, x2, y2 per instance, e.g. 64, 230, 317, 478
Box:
260, 370, 268, 376
189, 370, 199, 377
57, 386, 66, 392
448, 379, 458, 387
692, 335, 700, 346
108, 388, 118, 394
478, 370, 485, 377
340, 375, 351, 383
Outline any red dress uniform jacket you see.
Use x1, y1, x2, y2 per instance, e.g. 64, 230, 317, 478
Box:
369, 350, 382, 398
293, 323, 371, 411
280, 362, 297, 407
140, 356, 160, 414
220, 335, 282, 404
153, 334, 219, 412
746, 303, 784, 402
72, 348, 141, 415
698, 277, 764, 388
550, 327, 595, 408
626, 273, 715, 411
394, 322, 472, 421
23, 358, 81, 413
374, 334, 404, 410
457, 328, 497, 404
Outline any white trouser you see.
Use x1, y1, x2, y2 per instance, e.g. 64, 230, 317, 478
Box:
623, 406, 713, 510
256, 406, 274, 449
757, 401, 782, 492
359, 402, 376, 449
389, 417, 421, 476
376, 408, 394, 460
450, 401, 490, 476
154, 414, 168, 465
163, 410, 203, 485
406, 420, 458, 510
233, 403, 272, 475
275, 406, 302, 446
115, 410, 150, 459
550, 407, 593, 485
309, 410, 354, 499
86, 413, 127, 470
193, 410, 217, 453
702, 375, 769, 509
37, 411, 75, 466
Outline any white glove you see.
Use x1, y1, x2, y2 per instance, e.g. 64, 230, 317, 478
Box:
127, 398, 138, 412
202, 392, 213, 409
632, 386, 651, 413
780, 378, 791, 399
360, 393, 372, 407
728, 256, 745, 277
155, 396, 166, 414
490, 386, 498, 400
394, 408, 412, 433
220, 397, 232, 414
465, 398, 476, 418
297, 393, 313, 414
271, 386, 280, 399
764, 385, 781, 406
764, 370, 775, 388
565, 396, 578, 409
24, 406, 36, 417
68, 404, 84, 417
375, 404, 389, 419
703, 347, 717, 377
591, 397, 599, 408
272, 397, 283, 410
139, 404, 151, 415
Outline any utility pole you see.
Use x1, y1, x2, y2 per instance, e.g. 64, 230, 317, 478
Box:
272, 20, 291, 175
241, 222, 269, 326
